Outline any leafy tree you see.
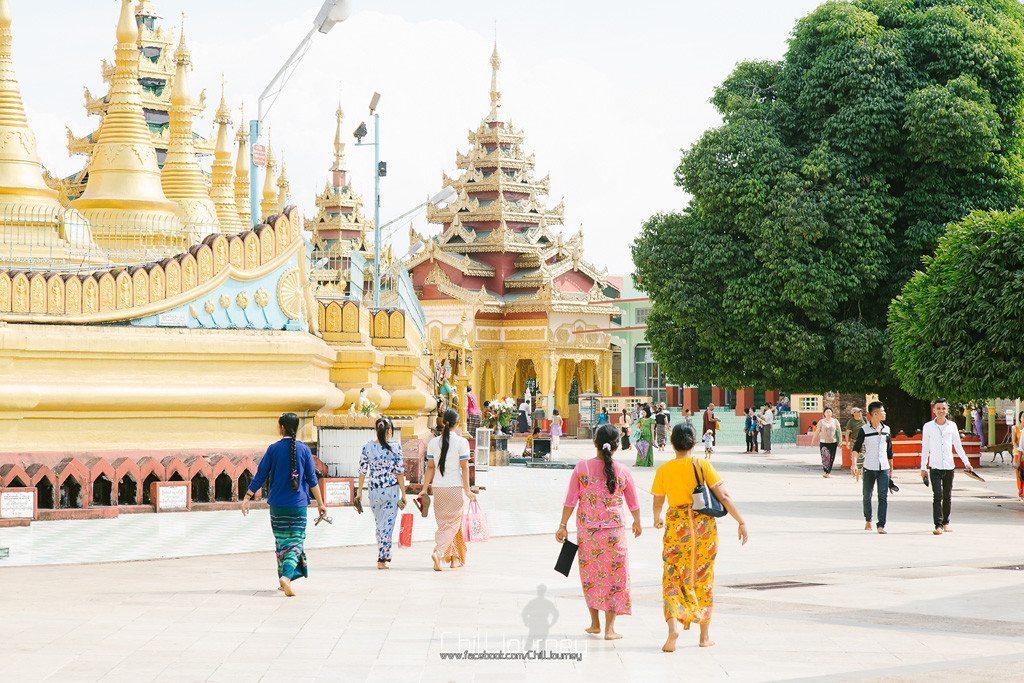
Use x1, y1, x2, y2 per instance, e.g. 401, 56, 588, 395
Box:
633, 0, 1024, 433
890, 209, 1024, 401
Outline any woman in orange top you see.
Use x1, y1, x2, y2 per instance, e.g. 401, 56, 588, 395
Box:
652, 424, 748, 653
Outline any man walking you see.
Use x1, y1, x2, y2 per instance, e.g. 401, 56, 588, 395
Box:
702, 403, 717, 442
920, 399, 974, 535
759, 403, 774, 454
852, 401, 892, 534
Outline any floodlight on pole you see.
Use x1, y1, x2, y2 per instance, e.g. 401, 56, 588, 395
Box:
249, 0, 354, 225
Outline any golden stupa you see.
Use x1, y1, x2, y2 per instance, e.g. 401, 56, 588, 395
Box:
260, 142, 278, 221
71, 0, 183, 251
233, 106, 252, 228
276, 156, 290, 213
160, 19, 219, 238
0, 0, 94, 263
209, 82, 242, 234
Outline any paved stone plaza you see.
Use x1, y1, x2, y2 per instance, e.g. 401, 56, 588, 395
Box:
2, 441, 1024, 681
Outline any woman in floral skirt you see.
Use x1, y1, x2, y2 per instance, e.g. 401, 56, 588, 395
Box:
556, 424, 641, 640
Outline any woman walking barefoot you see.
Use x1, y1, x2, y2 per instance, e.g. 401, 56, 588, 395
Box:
356, 417, 408, 569
551, 409, 564, 451
419, 409, 476, 570
619, 408, 632, 451
242, 413, 328, 597
817, 407, 841, 477
653, 424, 747, 652
556, 424, 641, 640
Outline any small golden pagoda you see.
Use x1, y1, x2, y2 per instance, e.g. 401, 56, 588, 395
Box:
276, 157, 291, 214
160, 20, 219, 236
0, 0, 95, 265
71, 0, 183, 251
60, 0, 213, 201
233, 107, 252, 228
407, 42, 620, 428
208, 81, 242, 234
259, 143, 278, 221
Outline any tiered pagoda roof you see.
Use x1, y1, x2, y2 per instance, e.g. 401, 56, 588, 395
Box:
312, 105, 373, 251
407, 42, 618, 315
55, 1, 213, 201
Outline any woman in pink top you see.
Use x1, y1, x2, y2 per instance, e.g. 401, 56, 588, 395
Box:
556, 424, 642, 640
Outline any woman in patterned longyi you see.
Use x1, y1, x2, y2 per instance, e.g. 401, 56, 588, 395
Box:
556, 424, 641, 641
356, 417, 407, 569
652, 424, 748, 652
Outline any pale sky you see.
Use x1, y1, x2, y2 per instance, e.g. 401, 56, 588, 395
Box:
16, 0, 823, 274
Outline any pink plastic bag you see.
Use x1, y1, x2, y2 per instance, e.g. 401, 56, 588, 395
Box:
462, 500, 489, 542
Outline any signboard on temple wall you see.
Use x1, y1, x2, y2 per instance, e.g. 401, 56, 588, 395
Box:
320, 478, 354, 507
0, 487, 36, 520
151, 482, 190, 512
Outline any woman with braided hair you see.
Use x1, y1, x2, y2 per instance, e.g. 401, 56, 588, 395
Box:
356, 416, 408, 569
419, 409, 476, 570
243, 413, 327, 596
556, 423, 641, 640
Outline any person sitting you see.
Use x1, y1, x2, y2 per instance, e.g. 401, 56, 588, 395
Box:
807, 421, 818, 435
524, 427, 542, 458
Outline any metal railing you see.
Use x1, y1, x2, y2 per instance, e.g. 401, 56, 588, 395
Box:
0, 204, 219, 273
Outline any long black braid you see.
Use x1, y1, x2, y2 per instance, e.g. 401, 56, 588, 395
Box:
594, 423, 620, 494
279, 413, 300, 492
438, 408, 459, 477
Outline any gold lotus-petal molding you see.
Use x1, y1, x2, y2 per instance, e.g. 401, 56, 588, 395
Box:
236, 292, 250, 309
254, 287, 270, 308
204, 300, 215, 314
219, 294, 231, 309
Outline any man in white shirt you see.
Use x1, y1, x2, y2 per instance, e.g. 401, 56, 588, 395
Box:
920, 398, 974, 535
759, 404, 775, 454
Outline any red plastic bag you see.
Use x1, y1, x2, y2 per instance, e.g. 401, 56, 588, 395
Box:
462, 500, 489, 542
399, 512, 413, 547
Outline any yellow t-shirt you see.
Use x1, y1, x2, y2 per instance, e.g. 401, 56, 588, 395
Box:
651, 457, 722, 508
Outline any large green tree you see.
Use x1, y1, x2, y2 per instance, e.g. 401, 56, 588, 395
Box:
633, 0, 1024, 432
890, 209, 1024, 401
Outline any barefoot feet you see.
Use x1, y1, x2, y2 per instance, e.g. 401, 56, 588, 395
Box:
699, 639, 716, 648
278, 576, 295, 597
864, 521, 873, 531
431, 552, 441, 572
585, 625, 601, 635
604, 630, 622, 641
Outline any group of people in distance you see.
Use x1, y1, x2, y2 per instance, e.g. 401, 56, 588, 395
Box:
611, 402, 674, 467
742, 403, 778, 455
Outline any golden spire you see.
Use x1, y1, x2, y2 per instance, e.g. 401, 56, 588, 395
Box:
276, 156, 290, 213
259, 141, 278, 221
233, 104, 251, 227
0, 0, 63, 210
332, 103, 345, 172
487, 39, 501, 121
160, 15, 219, 234
209, 76, 242, 234
71, 0, 182, 244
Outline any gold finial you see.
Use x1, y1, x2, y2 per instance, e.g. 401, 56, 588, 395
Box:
214, 74, 230, 123
170, 16, 191, 108
0, 0, 11, 30
116, 0, 137, 45
210, 76, 240, 233
332, 102, 345, 171
487, 37, 502, 120
233, 103, 251, 227
260, 140, 278, 220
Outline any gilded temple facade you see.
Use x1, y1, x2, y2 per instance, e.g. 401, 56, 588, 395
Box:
0, 1, 435, 520
407, 44, 620, 426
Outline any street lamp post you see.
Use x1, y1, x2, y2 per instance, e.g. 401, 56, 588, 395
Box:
354, 94, 383, 308
249, 0, 352, 226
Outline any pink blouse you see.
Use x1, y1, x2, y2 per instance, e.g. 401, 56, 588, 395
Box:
564, 458, 640, 529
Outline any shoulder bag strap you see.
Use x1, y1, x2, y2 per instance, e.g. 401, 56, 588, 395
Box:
691, 458, 704, 488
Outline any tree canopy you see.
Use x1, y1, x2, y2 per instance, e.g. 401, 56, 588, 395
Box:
890, 209, 1024, 401
633, 0, 1024, 399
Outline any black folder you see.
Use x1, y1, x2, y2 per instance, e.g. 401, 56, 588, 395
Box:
554, 540, 578, 577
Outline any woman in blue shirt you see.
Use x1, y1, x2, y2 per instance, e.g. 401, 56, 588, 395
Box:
357, 417, 408, 569
242, 413, 327, 596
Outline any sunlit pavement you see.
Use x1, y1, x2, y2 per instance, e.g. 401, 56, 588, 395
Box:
2, 440, 1024, 681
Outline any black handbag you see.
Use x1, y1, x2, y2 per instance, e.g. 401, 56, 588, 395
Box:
692, 459, 728, 518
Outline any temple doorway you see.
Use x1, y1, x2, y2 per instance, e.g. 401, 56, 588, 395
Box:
480, 360, 496, 404
512, 358, 537, 401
